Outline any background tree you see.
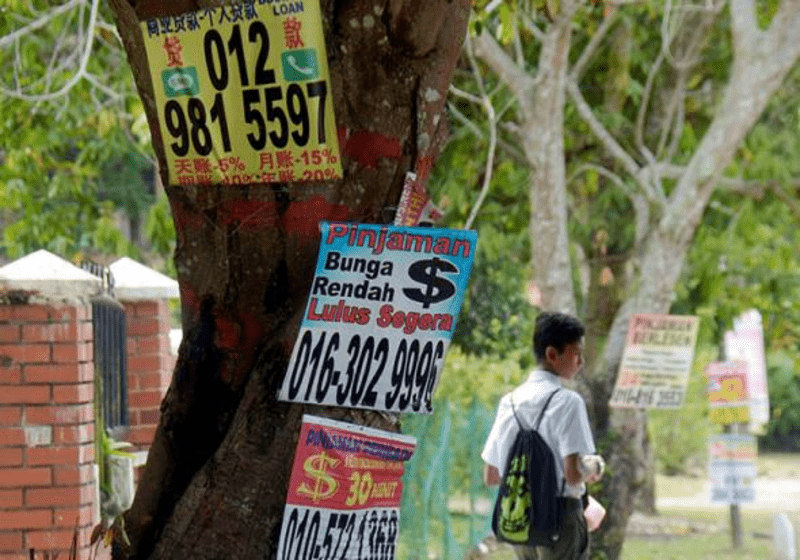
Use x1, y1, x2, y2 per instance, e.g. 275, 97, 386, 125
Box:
103, 0, 470, 558
0, 0, 174, 266
440, 0, 800, 556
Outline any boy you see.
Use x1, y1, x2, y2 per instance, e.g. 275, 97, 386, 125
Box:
482, 312, 603, 560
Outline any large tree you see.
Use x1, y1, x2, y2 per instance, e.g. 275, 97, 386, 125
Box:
104, 0, 469, 558
454, 0, 800, 556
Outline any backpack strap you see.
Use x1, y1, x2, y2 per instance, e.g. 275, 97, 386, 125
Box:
509, 388, 560, 431
535, 389, 560, 430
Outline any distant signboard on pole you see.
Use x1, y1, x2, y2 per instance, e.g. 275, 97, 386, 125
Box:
709, 434, 756, 505
277, 221, 477, 413
140, 1, 342, 185
724, 309, 769, 432
277, 415, 416, 560
609, 314, 700, 408
706, 361, 749, 425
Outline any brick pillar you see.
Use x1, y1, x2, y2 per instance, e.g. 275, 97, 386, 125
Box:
0, 303, 97, 560
122, 300, 174, 453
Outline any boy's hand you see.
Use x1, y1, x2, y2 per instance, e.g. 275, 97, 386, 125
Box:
579, 454, 605, 483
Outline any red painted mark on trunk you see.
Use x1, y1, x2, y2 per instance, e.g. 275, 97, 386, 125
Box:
179, 284, 200, 324
280, 196, 351, 241
342, 130, 403, 169
214, 312, 263, 350
169, 198, 205, 243
214, 315, 241, 350
416, 156, 435, 181
214, 311, 264, 385
218, 200, 279, 230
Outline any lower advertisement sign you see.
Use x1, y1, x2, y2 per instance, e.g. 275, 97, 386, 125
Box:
277, 415, 417, 560
709, 434, 756, 505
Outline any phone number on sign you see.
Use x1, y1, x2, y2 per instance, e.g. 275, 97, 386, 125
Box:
278, 506, 399, 560
162, 22, 335, 162
610, 386, 684, 408
281, 330, 445, 413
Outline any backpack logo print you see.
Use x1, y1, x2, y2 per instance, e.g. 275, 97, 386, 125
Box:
499, 454, 531, 541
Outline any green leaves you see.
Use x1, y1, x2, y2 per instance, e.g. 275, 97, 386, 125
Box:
0, 2, 174, 267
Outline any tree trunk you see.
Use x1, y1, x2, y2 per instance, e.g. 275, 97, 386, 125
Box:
577, 4, 800, 557
106, 1, 469, 557
524, 19, 576, 315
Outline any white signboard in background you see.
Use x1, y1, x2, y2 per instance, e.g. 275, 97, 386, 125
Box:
709, 434, 757, 505
609, 314, 700, 408
278, 221, 477, 413
724, 309, 769, 432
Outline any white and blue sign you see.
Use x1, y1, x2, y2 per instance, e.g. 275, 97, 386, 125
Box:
278, 221, 477, 413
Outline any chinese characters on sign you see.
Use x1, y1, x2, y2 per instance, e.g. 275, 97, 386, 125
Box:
609, 314, 700, 408
140, 1, 342, 186
276, 415, 416, 560
277, 221, 477, 413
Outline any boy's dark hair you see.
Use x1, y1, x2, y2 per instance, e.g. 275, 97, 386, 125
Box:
532, 312, 585, 362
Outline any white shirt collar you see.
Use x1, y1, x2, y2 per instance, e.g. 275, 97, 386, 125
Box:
527, 368, 562, 385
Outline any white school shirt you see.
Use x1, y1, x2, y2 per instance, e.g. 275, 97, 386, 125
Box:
482, 369, 596, 498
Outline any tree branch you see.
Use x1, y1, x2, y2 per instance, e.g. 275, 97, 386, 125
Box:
655, 69, 686, 158
520, 12, 547, 42
473, 29, 539, 118
730, 0, 759, 54
665, 72, 687, 161
0, 0, 100, 102
447, 99, 484, 138
568, 163, 650, 244
566, 77, 664, 203
570, 7, 618, 81
457, 34, 500, 230
634, 50, 664, 162
0, 0, 83, 49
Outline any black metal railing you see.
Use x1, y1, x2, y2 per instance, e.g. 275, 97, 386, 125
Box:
83, 262, 129, 432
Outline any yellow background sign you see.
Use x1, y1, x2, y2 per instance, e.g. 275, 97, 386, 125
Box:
141, 2, 342, 185
706, 361, 750, 425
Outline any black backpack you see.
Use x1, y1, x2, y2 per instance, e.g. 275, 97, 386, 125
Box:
492, 389, 563, 546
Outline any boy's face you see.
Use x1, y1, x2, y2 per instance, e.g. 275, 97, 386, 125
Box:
545, 338, 584, 380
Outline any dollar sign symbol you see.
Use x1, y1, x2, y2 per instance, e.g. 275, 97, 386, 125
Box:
403, 257, 458, 309
297, 452, 340, 503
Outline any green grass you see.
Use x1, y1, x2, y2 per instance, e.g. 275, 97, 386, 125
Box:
655, 474, 706, 498
621, 507, 786, 560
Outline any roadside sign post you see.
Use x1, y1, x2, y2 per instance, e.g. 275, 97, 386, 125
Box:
705, 359, 753, 548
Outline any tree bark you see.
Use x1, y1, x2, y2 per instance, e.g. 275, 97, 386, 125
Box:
474, 13, 578, 315
106, 1, 469, 557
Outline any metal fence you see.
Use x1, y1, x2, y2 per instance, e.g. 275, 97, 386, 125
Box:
92, 295, 128, 432
83, 262, 129, 433
399, 399, 499, 559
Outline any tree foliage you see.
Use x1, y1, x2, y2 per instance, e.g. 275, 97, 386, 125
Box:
0, 1, 174, 266
429, 1, 800, 556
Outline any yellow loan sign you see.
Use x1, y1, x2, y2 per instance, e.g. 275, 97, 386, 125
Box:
141, 1, 342, 186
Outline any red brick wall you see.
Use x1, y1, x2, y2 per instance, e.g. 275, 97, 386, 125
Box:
122, 300, 174, 452
0, 303, 97, 560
